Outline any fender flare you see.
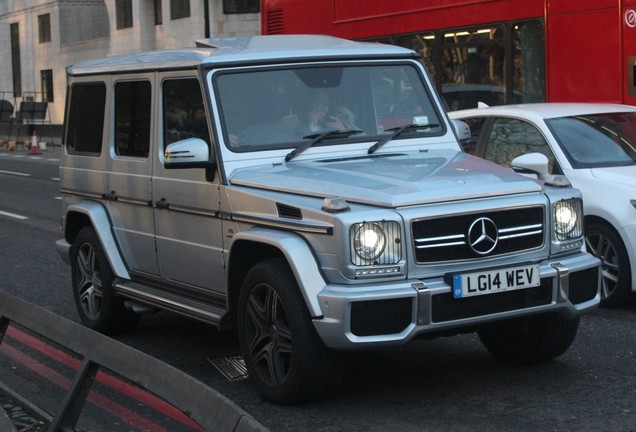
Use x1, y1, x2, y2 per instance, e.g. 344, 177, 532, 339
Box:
232, 228, 326, 317
64, 201, 130, 279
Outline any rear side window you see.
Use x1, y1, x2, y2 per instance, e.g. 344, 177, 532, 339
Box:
115, 80, 151, 157
66, 83, 106, 155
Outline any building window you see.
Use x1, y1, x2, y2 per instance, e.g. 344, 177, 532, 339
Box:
41, 70, 54, 102
223, 0, 259, 14
10, 23, 21, 98
116, 0, 133, 29
170, 0, 190, 20
38, 14, 51, 43
154, 0, 162, 25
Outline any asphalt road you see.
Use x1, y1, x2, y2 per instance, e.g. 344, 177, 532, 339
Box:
1, 147, 636, 432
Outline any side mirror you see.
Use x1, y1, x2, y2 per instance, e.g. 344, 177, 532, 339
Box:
511, 152, 571, 187
511, 152, 550, 177
164, 138, 213, 169
451, 119, 471, 146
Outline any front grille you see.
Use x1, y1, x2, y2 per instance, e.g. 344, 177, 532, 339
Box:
350, 297, 412, 336
412, 206, 544, 263
568, 267, 599, 304
431, 279, 552, 322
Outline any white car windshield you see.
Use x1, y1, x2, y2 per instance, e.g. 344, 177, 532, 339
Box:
214, 63, 443, 152
547, 112, 636, 168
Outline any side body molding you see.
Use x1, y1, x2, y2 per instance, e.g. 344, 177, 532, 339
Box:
231, 228, 327, 317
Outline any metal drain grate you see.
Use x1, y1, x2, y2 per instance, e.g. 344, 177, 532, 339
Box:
207, 356, 249, 382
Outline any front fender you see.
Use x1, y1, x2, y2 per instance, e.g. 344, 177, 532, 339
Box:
64, 201, 130, 279
232, 228, 326, 317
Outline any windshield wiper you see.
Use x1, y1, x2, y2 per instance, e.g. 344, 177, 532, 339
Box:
285, 129, 362, 162
367, 123, 439, 154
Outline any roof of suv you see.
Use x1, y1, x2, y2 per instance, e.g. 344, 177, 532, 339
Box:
67, 34, 418, 76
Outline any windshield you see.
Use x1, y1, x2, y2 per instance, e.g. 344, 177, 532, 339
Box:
546, 112, 636, 168
214, 63, 444, 152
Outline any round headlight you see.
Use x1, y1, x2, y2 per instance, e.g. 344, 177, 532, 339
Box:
555, 203, 578, 236
353, 223, 386, 262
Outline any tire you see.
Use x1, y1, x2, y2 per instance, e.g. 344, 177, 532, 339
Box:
477, 313, 579, 365
70, 227, 139, 333
237, 258, 341, 405
585, 221, 633, 308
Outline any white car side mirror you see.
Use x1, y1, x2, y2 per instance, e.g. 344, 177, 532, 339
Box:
512, 152, 571, 188
511, 152, 550, 177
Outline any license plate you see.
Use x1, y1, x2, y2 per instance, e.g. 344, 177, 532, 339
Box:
452, 264, 540, 299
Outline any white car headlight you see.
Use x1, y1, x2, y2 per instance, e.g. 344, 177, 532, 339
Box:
350, 221, 401, 266
554, 199, 583, 241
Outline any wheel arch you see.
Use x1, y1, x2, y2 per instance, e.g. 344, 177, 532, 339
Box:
64, 201, 130, 279
228, 228, 326, 318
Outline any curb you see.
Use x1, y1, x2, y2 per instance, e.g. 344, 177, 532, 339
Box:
0, 291, 269, 432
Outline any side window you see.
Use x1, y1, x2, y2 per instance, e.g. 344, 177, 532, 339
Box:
485, 117, 556, 173
162, 78, 209, 148
460, 117, 487, 155
115, 81, 151, 157
66, 83, 106, 155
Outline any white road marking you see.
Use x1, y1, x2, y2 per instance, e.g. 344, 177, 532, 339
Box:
0, 170, 31, 177
0, 210, 28, 220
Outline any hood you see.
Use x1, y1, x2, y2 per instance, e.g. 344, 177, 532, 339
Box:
229, 150, 543, 208
591, 165, 636, 187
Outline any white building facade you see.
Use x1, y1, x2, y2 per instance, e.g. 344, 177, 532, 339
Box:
0, 0, 260, 129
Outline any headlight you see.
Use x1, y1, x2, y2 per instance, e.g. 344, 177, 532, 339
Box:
554, 199, 583, 241
350, 221, 401, 266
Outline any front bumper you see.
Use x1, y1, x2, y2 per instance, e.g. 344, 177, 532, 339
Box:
314, 252, 601, 349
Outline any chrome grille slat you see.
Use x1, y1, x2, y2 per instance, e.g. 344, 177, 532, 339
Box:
412, 206, 544, 263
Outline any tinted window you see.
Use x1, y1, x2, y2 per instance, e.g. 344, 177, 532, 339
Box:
163, 78, 209, 147
66, 83, 106, 155
485, 117, 556, 173
115, 81, 151, 157
547, 112, 636, 168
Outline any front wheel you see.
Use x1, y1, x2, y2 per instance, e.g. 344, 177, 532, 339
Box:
237, 258, 340, 405
70, 227, 139, 333
585, 221, 633, 308
477, 313, 579, 365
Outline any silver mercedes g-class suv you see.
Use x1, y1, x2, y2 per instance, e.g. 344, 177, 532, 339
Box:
57, 35, 600, 404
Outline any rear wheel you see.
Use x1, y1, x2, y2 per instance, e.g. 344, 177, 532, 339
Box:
237, 258, 340, 405
585, 221, 633, 308
70, 227, 139, 333
478, 313, 579, 365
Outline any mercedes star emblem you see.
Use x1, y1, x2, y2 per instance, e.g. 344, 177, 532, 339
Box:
467, 217, 498, 255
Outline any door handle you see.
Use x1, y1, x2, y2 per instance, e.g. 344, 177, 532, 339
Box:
102, 191, 118, 201
155, 198, 170, 210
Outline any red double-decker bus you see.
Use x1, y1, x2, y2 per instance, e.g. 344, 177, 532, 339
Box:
261, 0, 636, 110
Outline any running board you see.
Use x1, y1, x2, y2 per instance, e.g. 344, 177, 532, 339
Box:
114, 280, 227, 327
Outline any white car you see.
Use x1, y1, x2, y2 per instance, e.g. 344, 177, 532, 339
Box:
450, 103, 636, 307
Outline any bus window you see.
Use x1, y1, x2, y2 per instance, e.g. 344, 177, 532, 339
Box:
513, 20, 545, 103
395, 33, 437, 81
441, 26, 505, 110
